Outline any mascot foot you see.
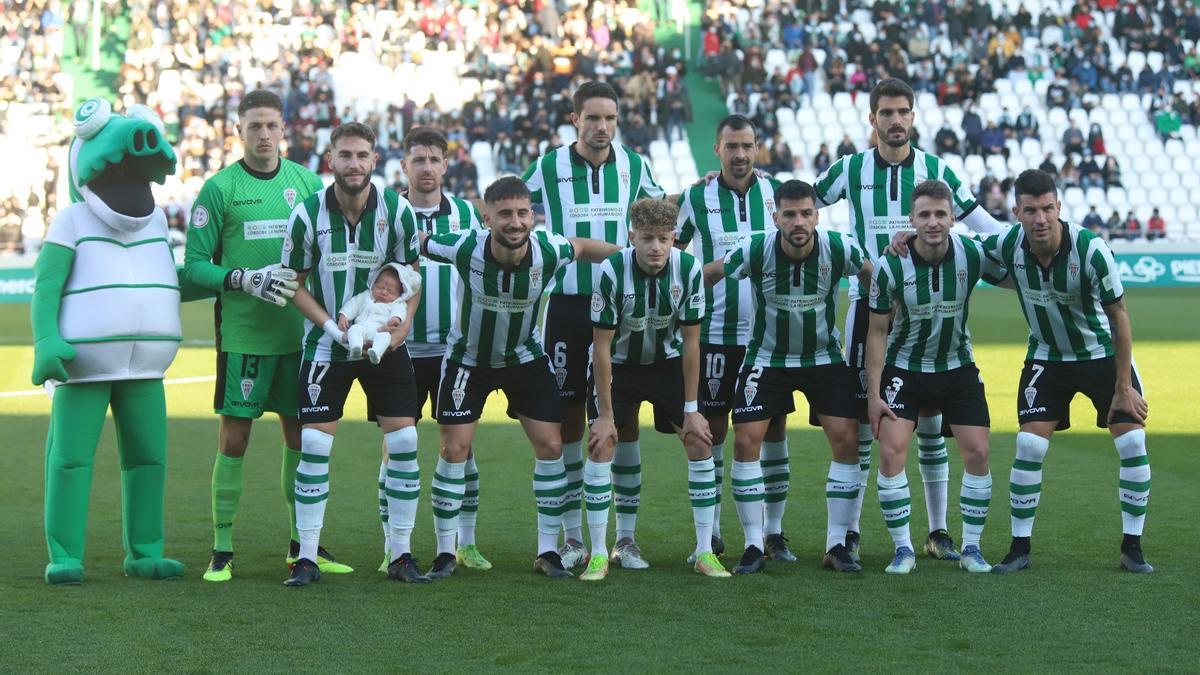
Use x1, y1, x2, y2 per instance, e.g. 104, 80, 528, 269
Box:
123, 556, 184, 580
45, 562, 85, 585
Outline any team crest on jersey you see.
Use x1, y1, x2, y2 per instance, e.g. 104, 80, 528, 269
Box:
1024, 386, 1038, 409
191, 206, 209, 229
1069, 261, 1080, 279
530, 267, 542, 288
958, 269, 968, 287
555, 367, 568, 390
377, 216, 387, 236
670, 284, 683, 306
284, 188, 297, 208
240, 378, 254, 400
307, 384, 322, 406
765, 197, 775, 213
819, 262, 830, 279
744, 384, 758, 406
707, 378, 721, 400
619, 170, 630, 188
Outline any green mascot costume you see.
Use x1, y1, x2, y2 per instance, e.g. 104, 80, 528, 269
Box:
31, 98, 184, 585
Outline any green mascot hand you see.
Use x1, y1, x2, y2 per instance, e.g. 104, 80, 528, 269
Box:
30, 242, 77, 385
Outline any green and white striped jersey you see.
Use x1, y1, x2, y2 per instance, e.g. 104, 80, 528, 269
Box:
522, 142, 664, 296
676, 175, 781, 346
984, 220, 1123, 362
423, 229, 575, 368
407, 194, 484, 359
724, 228, 865, 368
869, 234, 1007, 372
592, 247, 705, 365
283, 184, 420, 362
815, 148, 978, 299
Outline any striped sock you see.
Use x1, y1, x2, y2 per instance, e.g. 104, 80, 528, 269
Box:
612, 441, 641, 542
826, 461, 861, 552
848, 423, 873, 532
731, 460, 765, 551
1010, 432, 1049, 538
295, 428, 333, 562
534, 458, 568, 555
1114, 429, 1150, 535
211, 453, 243, 552
376, 459, 388, 555
281, 446, 301, 541
761, 439, 790, 536
917, 414, 949, 533
877, 469, 913, 552
560, 441, 584, 542
960, 471, 992, 549
384, 427, 420, 558
459, 453, 480, 547
688, 457, 717, 554
711, 443, 724, 538
431, 457, 465, 555
583, 459, 613, 557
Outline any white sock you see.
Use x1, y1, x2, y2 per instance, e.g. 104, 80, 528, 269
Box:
849, 423, 873, 532
583, 459, 613, 557
1010, 431, 1049, 538
459, 453, 479, 548
534, 458, 567, 555
917, 413, 949, 533
431, 457, 465, 555
688, 456, 717, 555
960, 471, 992, 550
1114, 429, 1150, 535
826, 461, 861, 552
384, 427, 420, 558
295, 428, 334, 562
377, 459, 388, 555
761, 439, 790, 536
560, 441, 584, 542
731, 460, 765, 551
877, 469, 913, 552
612, 440, 641, 542
711, 443, 724, 538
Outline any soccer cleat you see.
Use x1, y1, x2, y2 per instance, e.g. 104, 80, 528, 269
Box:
693, 551, 732, 578
558, 538, 588, 569
456, 544, 493, 571
845, 531, 861, 562
959, 545, 992, 573
287, 541, 355, 574
1119, 545, 1154, 574
764, 533, 798, 562
924, 529, 961, 561
609, 538, 650, 569
884, 546, 917, 574
990, 550, 1031, 574
712, 534, 726, 557
378, 550, 389, 574
533, 551, 573, 578
387, 553, 431, 584
822, 544, 862, 573
203, 550, 234, 582
426, 552, 457, 580
283, 558, 320, 587
733, 545, 766, 575
579, 555, 609, 582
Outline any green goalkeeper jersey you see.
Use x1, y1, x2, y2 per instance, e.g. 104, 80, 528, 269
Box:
183, 158, 324, 355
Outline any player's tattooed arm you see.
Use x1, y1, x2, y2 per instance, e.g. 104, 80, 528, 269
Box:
1103, 298, 1149, 424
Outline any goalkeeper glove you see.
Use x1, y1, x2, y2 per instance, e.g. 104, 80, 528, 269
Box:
225, 264, 299, 307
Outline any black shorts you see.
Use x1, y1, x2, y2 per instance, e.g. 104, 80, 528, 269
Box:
700, 343, 746, 416
1017, 357, 1144, 430
543, 294, 592, 404
437, 356, 562, 425
298, 346, 420, 424
844, 297, 871, 400
587, 358, 684, 435
366, 353, 443, 423
732, 363, 862, 424
880, 364, 990, 428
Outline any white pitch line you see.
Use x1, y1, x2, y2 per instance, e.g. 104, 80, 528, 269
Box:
0, 375, 216, 398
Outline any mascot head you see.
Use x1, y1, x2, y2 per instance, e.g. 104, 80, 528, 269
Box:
68, 97, 177, 233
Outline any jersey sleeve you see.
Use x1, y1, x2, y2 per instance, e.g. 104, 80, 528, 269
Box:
841, 234, 866, 277
868, 259, 894, 314
675, 188, 696, 245
466, 201, 485, 229
388, 196, 420, 265
423, 229, 470, 265
182, 178, 232, 290
591, 258, 619, 329
282, 201, 314, 272
976, 239, 1009, 285
722, 233, 756, 280
521, 158, 544, 205
1087, 237, 1124, 304
42, 206, 77, 250
942, 161, 980, 217
813, 155, 848, 207
541, 231, 576, 271
680, 254, 706, 326
636, 154, 666, 200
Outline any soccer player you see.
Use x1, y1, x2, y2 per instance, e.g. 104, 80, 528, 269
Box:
703, 180, 870, 574
522, 81, 665, 570
418, 176, 621, 579
587, 198, 729, 581
676, 113, 796, 563
984, 170, 1152, 574
280, 122, 425, 587
814, 78, 1005, 562
182, 89, 342, 582
369, 126, 491, 578
865, 180, 1008, 575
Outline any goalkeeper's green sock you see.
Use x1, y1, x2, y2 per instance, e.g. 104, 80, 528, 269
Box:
212, 453, 244, 552
282, 446, 301, 541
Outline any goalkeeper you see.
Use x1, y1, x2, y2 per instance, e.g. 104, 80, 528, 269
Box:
183, 90, 348, 582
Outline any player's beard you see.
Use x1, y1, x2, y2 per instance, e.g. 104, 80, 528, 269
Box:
727, 160, 753, 181
785, 227, 811, 249
334, 171, 370, 195
881, 125, 910, 148
495, 228, 531, 250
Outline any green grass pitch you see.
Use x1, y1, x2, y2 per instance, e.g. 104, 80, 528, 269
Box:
0, 288, 1196, 671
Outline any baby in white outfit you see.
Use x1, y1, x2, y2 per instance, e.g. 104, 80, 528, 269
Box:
337, 263, 421, 364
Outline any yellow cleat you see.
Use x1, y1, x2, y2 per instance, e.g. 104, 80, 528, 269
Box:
456, 544, 493, 571
578, 554, 609, 582
203, 551, 233, 582
693, 551, 732, 578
